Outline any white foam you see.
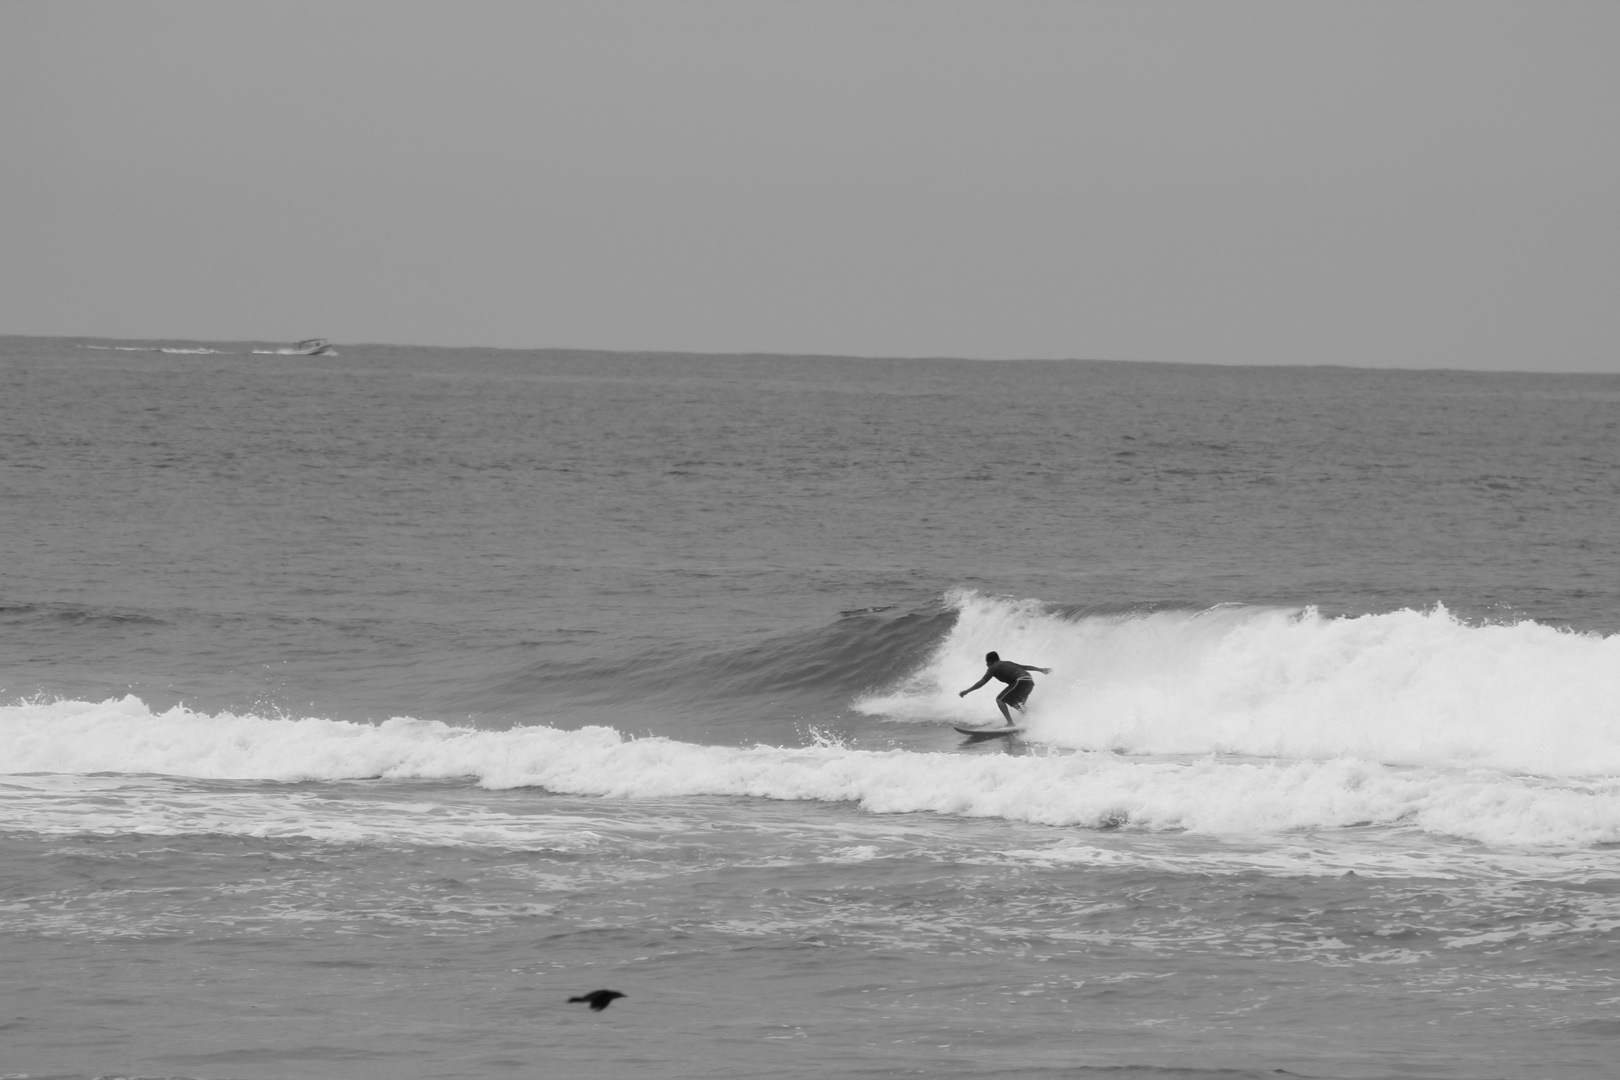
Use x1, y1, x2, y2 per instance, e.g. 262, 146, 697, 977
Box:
4, 695, 1620, 848
0, 772, 627, 851
857, 591, 1620, 776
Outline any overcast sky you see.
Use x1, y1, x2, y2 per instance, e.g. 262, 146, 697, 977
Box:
3, 0, 1616, 371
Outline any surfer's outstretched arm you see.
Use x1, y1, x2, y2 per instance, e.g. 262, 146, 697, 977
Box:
959, 673, 992, 697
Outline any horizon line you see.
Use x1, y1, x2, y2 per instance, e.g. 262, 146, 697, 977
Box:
3, 332, 1612, 378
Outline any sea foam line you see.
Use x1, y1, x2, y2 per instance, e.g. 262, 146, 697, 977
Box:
3, 696, 1619, 848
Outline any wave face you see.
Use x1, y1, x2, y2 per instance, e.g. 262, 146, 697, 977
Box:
474, 603, 957, 732
858, 591, 1620, 776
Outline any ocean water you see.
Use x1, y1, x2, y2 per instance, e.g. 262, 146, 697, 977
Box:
2, 335, 1618, 1079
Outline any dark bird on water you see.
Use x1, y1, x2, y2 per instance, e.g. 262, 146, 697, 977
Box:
569, 990, 626, 1011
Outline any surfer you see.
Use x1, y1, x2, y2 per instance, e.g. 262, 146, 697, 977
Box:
959, 652, 1050, 725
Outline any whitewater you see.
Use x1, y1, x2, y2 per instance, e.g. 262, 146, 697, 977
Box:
3, 337, 1619, 1080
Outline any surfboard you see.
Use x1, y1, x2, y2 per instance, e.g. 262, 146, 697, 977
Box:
954, 724, 1025, 739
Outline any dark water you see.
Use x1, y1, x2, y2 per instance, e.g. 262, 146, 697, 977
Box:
2, 336, 1619, 1079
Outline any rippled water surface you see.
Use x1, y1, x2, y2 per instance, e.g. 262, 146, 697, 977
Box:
3, 337, 1618, 1078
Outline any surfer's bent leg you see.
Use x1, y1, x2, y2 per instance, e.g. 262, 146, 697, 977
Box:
996, 678, 1034, 724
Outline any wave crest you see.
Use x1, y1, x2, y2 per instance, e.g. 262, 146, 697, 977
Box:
857, 592, 1620, 776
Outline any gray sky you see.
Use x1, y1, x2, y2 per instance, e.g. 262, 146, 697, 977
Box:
4, 0, 1616, 371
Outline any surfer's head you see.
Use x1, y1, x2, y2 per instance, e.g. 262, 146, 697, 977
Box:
985, 651, 999, 664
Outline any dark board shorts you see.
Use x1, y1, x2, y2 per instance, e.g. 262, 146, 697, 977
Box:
998, 678, 1034, 710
